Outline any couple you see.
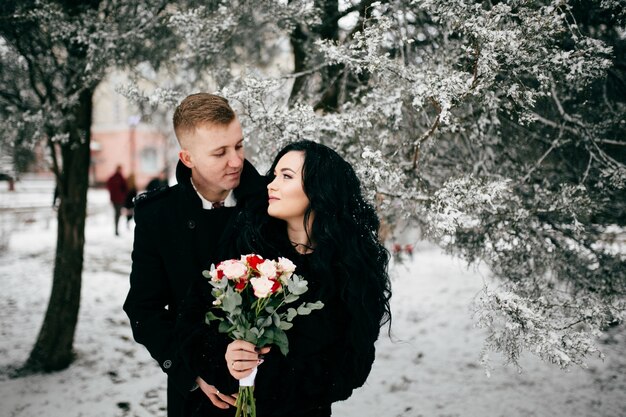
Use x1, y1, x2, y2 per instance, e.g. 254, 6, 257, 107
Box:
123, 93, 392, 417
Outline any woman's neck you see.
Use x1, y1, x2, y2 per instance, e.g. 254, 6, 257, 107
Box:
286, 219, 314, 255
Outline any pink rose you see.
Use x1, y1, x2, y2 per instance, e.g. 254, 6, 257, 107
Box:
250, 276, 276, 298
221, 260, 248, 280
257, 260, 277, 279
276, 257, 296, 282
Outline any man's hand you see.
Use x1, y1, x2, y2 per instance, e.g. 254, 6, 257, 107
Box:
196, 377, 237, 408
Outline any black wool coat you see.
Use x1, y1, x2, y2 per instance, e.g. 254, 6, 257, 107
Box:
177, 231, 379, 417
123, 159, 266, 417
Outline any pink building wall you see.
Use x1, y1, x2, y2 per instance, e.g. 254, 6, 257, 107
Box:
91, 128, 172, 190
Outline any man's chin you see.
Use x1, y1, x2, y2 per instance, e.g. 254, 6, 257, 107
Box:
227, 177, 241, 189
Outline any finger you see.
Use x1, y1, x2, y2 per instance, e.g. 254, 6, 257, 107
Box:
217, 392, 237, 407
256, 346, 271, 354
231, 351, 261, 362
228, 340, 258, 353
207, 393, 230, 409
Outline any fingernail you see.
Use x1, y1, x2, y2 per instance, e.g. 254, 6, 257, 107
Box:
258, 359, 265, 365
254, 347, 262, 353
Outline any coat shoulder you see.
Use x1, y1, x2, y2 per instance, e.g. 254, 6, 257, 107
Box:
133, 185, 172, 206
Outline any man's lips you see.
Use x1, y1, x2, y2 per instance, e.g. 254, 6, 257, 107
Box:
268, 196, 279, 202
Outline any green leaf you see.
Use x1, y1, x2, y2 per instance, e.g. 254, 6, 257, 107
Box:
221, 288, 242, 313
219, 321, 233, 334
307, 301, 324, 311
205, 311, 223, 323
278, 321, 293, 331
273, 328, 290, 356
272, 313, 281, 327
297, 305, 311, 315
265, 306, 275, 314
287, 274, 308, 295
283, 293, 299, 304
202, 270, 212, 279
286, 308, 297, 321
257, 316, 272, 328
257, 327, 274, 347
244, 329, 258, 344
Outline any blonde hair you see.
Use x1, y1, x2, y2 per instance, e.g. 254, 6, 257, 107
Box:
173, 93, 235, 144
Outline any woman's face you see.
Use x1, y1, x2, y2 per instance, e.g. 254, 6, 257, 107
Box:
267, 151, 310, 223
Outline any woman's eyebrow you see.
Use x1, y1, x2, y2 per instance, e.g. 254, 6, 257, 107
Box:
273, 167, 296, 175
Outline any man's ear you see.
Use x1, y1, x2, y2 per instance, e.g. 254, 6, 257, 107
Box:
179, 149, 194, 169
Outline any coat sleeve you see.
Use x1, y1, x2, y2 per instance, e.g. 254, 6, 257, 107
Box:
175, 276, 239, 395
253, 297, 378, 415
123, 206, 197, 395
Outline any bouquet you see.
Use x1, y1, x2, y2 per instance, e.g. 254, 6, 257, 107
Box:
202, 254, 324, 417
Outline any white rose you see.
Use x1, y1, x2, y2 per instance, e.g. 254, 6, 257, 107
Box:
277, 257, 296, 273
257, 260, 277, 279
277, 257, 296, 282
221, 260, 248, 280
250, 276, 275, 298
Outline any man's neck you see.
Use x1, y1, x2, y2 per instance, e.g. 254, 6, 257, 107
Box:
190, 175, 229, 203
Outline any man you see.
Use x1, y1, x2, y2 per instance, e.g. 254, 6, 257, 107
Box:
123, 93, 266, 417
106, 165, 128, 236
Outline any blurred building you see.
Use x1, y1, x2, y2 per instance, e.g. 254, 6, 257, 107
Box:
90, 70, 176, 190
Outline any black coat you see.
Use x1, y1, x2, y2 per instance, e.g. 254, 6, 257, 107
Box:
177, 229, 378, 417
123, 159, 266, 417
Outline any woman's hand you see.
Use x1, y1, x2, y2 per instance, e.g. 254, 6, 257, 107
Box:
225, 340, 271, 380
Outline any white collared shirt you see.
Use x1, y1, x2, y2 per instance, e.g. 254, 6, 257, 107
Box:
190, 179, 237, 210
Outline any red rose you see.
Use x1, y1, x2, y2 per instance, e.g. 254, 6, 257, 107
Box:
246, 254, 264, 270
217, 269, 225, 280
270, 278, 281, 293
235, 280, 247, 292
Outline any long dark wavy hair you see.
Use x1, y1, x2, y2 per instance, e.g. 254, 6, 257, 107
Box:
236, 140, 392, 365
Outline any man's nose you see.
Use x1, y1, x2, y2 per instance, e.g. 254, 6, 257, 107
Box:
228, 151, 243, 168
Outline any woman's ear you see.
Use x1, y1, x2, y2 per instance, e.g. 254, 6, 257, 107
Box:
179, 149, 194, 168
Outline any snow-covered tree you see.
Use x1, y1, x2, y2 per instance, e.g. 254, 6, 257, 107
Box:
0, 0, 183, 372
132, 0, 625, 369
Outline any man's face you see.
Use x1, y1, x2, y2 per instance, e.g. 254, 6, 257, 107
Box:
178, 118, 244, 201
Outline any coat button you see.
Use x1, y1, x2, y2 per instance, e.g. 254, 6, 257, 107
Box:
163, 359, 172, 369
187, 220, 196, 229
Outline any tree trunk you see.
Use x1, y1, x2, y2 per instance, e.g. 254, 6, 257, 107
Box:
288, 22, 309, 106
23, 87, 93, 372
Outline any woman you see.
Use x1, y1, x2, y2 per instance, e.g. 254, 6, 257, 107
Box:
178, 140, 392, 417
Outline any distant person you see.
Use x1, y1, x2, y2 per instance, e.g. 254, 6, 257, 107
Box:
52, 185, 59, 209
124, 173, 138, 227
106, 165, 128, 236
146, 169, 168, 192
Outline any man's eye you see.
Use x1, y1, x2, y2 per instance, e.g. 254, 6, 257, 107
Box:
214, 152, 225, 157
236, 144, 243, 149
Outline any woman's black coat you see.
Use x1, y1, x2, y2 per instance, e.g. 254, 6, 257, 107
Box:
177, 221, 379, 417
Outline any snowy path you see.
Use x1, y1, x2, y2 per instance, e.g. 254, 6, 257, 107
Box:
1, 187, 625, 417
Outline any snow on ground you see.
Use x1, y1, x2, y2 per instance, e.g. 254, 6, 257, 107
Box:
0, 182, 625, 417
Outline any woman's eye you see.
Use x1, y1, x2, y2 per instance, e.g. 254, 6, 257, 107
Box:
283, 174, 292, 179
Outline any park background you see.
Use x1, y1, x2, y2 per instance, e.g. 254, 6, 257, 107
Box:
1, 1, 625, 416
